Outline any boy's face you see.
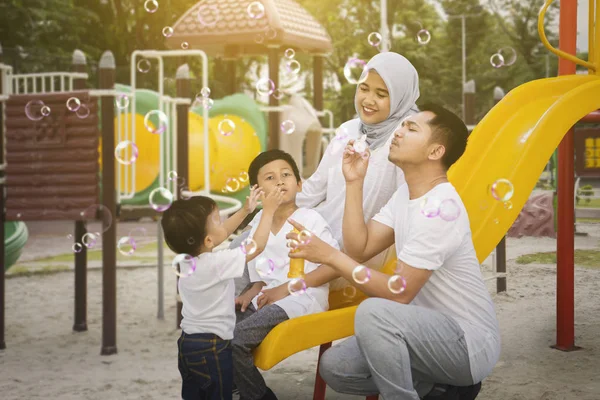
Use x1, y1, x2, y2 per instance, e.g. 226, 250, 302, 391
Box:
203, 207, 228, 249
256, 159, 301, 204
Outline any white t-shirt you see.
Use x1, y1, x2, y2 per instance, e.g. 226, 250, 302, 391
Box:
373, 183, 501, 383
247, 208, 339, 319
179, 248, 246, 340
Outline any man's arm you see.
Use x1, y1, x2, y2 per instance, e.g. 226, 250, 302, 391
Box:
303, 264, 340, 288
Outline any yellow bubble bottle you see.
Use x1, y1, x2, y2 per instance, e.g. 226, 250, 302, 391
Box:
288, 228, 305, 279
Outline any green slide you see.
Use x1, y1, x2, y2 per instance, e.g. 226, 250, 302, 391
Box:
4, 221, 29, 271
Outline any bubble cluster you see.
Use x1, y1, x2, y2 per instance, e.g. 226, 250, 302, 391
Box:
368, 32, 382, 47
288, 278, 307, 296
352, 265, 371, 284
66, 97, 81, 112
172, 253, 197, 278
137, 59, 151, 73
490, 47, 517, 68
115, 94, 130, 110
225, 177, 241, 193
149, 187, 174, 212
162, 26, 174, 38
247, 1, 265, 19
420, 196, 461, 222
114, 140, 139, 165
280, 120, 295, 135
197, 4, 219, 26
144, 110, 168, 135
240, 238, 258, 255
218, 119, 236, 136
117, 236, 136, 256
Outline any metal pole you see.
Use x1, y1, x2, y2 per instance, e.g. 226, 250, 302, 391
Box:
157, 220, 164, 320
461, 15, 467, 121
380, 0, 389, 52
267, 46, 280, 150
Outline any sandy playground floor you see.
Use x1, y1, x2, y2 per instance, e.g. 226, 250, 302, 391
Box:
1, 222, 599, 399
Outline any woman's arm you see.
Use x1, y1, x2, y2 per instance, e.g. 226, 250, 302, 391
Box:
296, 139, 337, 208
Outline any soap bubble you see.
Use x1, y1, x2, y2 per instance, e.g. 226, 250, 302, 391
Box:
247, 1, 265, 19
417, 29, 431, 45
76, 104, 90, 119
25, 100, 45, 121
352, 139, 368, 154
72, 243, 83, 253
388, 275, 407, 294
218, 119, 236, 136
420, 196, 442, 218
352, 265, 371, 284
162, 26, 174, 37
343, 58, 368, 85
144, 0, 158, 13
490, 179, 514, 202
117, 236, 136, 256
238, 171, 249, 183
280, 120, 295, 135
66, 97, 81, 112
490, 53, 504, 68
82, 232, 99, 249
368, 32, 382, 47
181, 42, 189, 50
498, 46, 517, 66
254, 33, 265, 44
272, 89, 284, 100
439, 198, 461, 221
200, 87, 211, 98
200, 97, 214, 110
80, 204, 113, 234
225, 177, 241, 192
264, 27, 277, 40
149, 187, 174, 212
240, 238, 258, 255
284, 48, 295, 59
256, 78, 275, 96
286, 239, 300, 250
286, 60, 301, 74
255, 257, 276, 278
197, 4, 219, 26
168, 170, 178, 181
40, 105, 51, 117
144, 110, 168, 135
115, 94, 130, 110
114, 140, 139, 165
503, 200, 513, 210
297, 230, 312, 245
137, 59, 151, 73
343, 286, 357, 298
172, 254, 197, 278
288, 278, 307, 296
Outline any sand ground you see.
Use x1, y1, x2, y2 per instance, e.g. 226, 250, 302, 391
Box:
1, 221, 599, 399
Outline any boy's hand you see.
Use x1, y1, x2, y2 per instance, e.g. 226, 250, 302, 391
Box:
244, 184, 263, 214
260, 187, 284, 214
342, 139, 370, 183
257, 284, 290, 310
235, 294, 252, 312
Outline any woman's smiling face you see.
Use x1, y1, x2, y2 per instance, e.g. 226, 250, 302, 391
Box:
355, 70, 391, 124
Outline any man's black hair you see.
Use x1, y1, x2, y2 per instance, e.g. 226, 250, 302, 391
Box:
248, 149, 301, 187
419, 103, 470, 170
160, 196, 217, 256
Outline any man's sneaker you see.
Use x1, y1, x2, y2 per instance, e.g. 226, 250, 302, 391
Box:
457, 382, 481, 400
422, 382, 481, 400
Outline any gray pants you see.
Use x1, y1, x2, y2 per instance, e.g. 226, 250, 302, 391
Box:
319, 298, 474, 400
229, 230, 252, 297
233, 303, 289, 400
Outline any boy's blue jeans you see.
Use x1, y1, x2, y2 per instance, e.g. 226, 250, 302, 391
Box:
178, 331, 233, 400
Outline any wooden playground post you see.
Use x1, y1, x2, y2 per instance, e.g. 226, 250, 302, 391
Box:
0, 43, 6, 350
493, 86, 507, 293
313, 55, 324, 115
99, 51, 117, 355
462, 79, 476, 127
267, 46, 280, 150
72, 49, 89, 332
175, 64, 191, 327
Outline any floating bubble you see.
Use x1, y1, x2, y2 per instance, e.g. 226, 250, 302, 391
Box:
181, 42, 189, 50
197, 4, 219, 26
240, 238, 258, 255
149, 187, 174, 212
25, 100, 45, 121
493, 218, 500, 224
417, 29, 431, 45
162, 26, 174, 37
352, 265, 371, 284
201, 97, 214, 110
490, 179, 514, 202
284, 48, 295, 59
76, 104, 90, 119
297, 230, 312, 245
16, 213, 22, 219
265, 27, 277, 40
286, 239, 300, 250
238, 171, 249, 184
144, 110, 168, 134
352, 139, 368, 154
67, 234, 73, 240
40, 105, 51, 117
137, 59, 151, 73
256, 78, 275, 96
168, 170, 178, 181
254, 33, 265, 44
498, 46, 517, 66
286, 60, 301, 74
172, 254, 197, 278
200, 87, 211, 98
82, 232, 98, 249
187, 237, 196, 245
114, 140, 139, 165
80, 204, 113, 234
420, 196, 442, 218
66, 97, 81, 112
272, 89, 284, 100
368, 32, 382, 47
388, 275, 407, 294
218, 119, 236, 136
439, 198, 461, 221
115, 94, 130, 110
255, 257, 276, 278
343, 286, 357, 298
288, 278, 307, 296
343, 58, 368, 85
225, 177, 241, 193
117, 236, 136, 256
280, 120, 295, 135
72, 243, 83, 253
144, 0, 158, 13
128, 227, 148, 243
247, 1, 265, 19
503, 201, 513, 210
479, 198, 491, 211
490, 53, 504, 68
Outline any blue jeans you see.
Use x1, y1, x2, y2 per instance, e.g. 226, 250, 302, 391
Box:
178, 331, 233, 400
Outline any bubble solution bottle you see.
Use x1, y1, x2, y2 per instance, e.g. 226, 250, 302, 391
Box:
288, 228, 305, 279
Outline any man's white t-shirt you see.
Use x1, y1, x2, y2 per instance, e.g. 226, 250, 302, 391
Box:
179, 248, 246, 340
373, 182, 501, 383
246, 208, 339, 319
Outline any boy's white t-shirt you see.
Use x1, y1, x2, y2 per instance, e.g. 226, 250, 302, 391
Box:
246, 208, 339, 319
179, 248, 246, 340
372, 182, 501, 384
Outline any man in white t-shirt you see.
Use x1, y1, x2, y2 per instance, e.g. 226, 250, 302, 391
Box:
286, 104, 501, 400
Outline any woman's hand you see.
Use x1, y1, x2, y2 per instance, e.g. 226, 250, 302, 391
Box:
342, 140, 370, 183
243, 185, 264, 214
256, 284, 290, 310
286, 219, 339, 266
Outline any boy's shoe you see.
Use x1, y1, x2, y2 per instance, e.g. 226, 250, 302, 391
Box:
240, 387, 278, 400
421, 382, 481, 400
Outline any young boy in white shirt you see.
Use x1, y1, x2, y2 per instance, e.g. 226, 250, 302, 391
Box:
161, 185, 284, 400
232, 150, 339, 400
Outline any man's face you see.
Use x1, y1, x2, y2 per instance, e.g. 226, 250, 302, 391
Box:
388, 111, 444, 167
256, 159, 301, 203
355, 70, 391, 125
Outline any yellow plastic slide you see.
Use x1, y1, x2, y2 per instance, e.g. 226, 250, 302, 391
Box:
252, 74, 600, 371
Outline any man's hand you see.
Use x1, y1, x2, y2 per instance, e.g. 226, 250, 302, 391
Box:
235, 293, 253, 312
285, 219, 339, 266
257, 284, 290, 310
243, 184, 264, 214
342, 139, 370, 183
261, 187, 284, 214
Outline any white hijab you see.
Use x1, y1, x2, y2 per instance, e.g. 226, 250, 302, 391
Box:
353, 52, 420, 150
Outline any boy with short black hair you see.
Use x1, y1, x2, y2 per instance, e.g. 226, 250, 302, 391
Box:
231, 149, 339, 400
162, 186, 284, 400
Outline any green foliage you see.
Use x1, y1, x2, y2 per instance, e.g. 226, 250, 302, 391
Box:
576, 184, 594, 205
